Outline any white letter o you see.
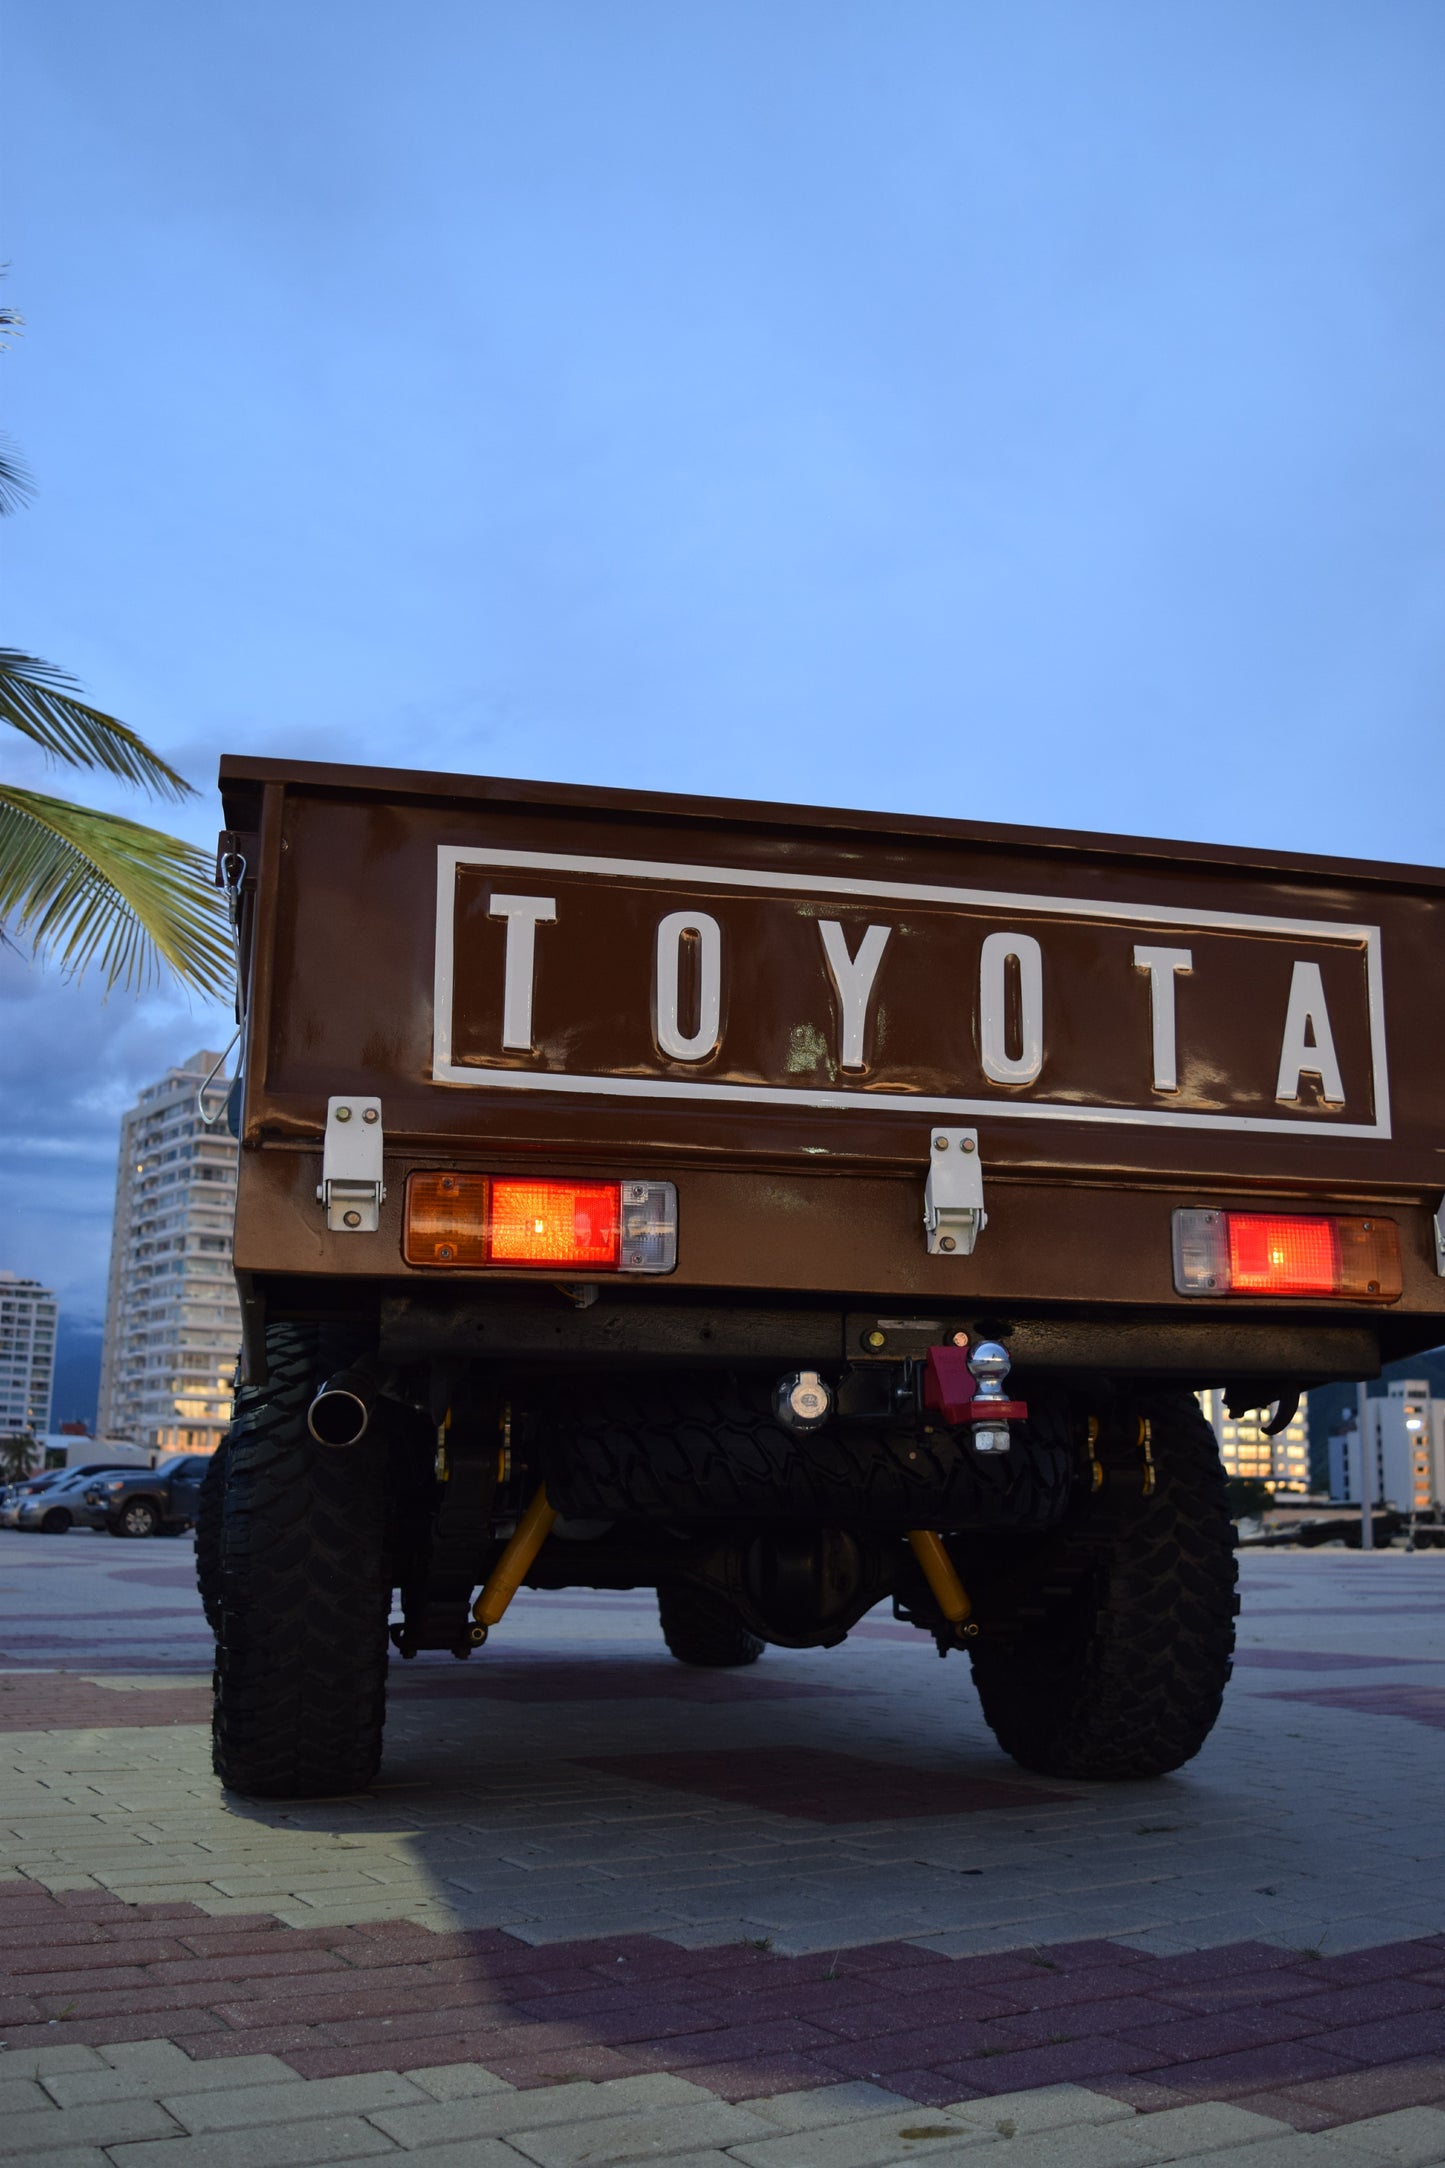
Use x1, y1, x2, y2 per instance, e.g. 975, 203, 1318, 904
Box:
655, 911, 722, 1062
979, 931, 1043, 1085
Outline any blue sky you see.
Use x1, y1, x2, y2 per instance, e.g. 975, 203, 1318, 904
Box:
3, 0, 1443, 1353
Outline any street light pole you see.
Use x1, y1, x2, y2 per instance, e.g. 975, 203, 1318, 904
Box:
1357, 1381, 1374, 1551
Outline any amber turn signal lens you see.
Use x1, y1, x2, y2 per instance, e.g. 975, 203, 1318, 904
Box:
403, 1172, 492, 1266
1172, 1209, 1401, 1300
1332, 1217, 1404, 1300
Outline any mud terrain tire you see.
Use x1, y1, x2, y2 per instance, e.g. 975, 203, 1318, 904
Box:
211, 1323, 390, 1799
658, 1585, 764, 1668
969, 1390, 1237, 1781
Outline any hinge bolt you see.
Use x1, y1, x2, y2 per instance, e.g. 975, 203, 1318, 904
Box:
336, 1105, 352, 1122
934, 1135, 949, 1150
363, 1107, 379, 1123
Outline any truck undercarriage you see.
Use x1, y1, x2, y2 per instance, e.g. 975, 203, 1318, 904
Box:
199, 1313, 1242, 1798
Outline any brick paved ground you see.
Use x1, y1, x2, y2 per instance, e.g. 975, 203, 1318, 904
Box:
0, 1532, 1440, 2164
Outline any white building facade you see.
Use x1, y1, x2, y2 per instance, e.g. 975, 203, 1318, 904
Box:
1328, 1381, 1445, 1515
0, 1273, 58, 1435
97, 1053, 241, 1457
1198, 1387, 1311, 1494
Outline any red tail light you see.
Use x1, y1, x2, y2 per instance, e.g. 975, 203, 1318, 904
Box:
489, 1180, 619, 1267
1172, 1210, 1401, 1300
1227, 1215, 1335, 1293
404, 1173, 677, 1272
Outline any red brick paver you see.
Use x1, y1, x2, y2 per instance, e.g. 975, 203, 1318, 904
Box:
1262, 1684, 1445, 1731
1230, 1648, 1436, 1669
387, 1656, 857, 1703
0, 1885, 1441, 2131
0, 1677, 214, 1729
576, 1745, 1070, 1820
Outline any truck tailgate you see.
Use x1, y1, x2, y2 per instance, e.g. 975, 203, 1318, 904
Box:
219, 757, 1445, 1344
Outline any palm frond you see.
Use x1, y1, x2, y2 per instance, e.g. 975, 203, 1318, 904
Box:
0, 651, 194, 800
0, 436, 33, 515
0, 785, 232, 997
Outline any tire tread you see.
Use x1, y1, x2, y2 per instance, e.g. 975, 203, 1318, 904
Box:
211, 1324, 390, 1798
657, 1584, 765, 1668
969, 1390, 1238, 1781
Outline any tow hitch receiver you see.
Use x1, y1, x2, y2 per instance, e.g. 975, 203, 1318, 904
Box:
923, 1340, 1027, 1453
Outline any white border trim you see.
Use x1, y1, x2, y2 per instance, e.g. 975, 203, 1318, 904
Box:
432, 846, 1391, 1141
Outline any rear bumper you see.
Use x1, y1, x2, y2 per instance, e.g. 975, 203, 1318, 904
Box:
375, 1287, 1391, 1391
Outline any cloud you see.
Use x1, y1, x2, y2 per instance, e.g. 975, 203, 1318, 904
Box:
0, 944, 232, 1315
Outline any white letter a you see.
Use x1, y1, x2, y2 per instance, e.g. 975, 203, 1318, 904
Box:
1275, 961, 1345, 1107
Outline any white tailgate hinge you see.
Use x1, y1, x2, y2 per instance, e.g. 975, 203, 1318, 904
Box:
1434, 1194, 1445, 1277
318, 1096, 385, 1232
924, 1127, 988, 1256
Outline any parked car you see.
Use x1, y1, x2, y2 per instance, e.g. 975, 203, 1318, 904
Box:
0, 1470, 68, 1529
14, 1465, 145, 1535
80, 1456, 212, 1538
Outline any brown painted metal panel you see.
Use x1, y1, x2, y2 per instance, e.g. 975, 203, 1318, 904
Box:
230, 1146, 1444, 1318
219, 756, 1445, 1332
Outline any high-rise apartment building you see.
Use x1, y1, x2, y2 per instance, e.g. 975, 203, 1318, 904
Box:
97, 1052, 241, 1456
0, 1273, 58, 1435
1328, 1381, 1445, 1515
1198, 1387, 1311, 1494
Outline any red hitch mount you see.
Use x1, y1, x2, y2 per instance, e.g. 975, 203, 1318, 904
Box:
923, 1342, 1026, 1453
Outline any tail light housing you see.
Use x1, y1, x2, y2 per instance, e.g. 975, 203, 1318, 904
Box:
1172, 1209, 1400, 1301
404, 1173, 677, 1273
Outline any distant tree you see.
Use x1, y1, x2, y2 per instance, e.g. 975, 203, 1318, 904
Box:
0, 1433, 39, 1483
0, 283, 229, 995
1226, 1477, 1274, 1521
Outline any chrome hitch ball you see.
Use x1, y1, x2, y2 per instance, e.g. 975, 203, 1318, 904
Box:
968, 1340, 1016, 1454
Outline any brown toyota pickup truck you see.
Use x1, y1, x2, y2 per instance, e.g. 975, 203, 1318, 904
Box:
202, 756, 1445, 1799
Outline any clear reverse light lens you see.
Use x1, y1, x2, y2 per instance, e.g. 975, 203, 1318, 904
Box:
618, 1180, 678, 1274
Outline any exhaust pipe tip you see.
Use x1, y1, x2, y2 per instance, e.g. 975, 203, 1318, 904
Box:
307, 1368, 376, 1447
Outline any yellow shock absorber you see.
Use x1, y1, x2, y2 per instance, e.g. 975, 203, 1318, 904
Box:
1085, 1414, 1104, 1493
907, 1530, 976, 1641
470, 1484, 557, 1646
